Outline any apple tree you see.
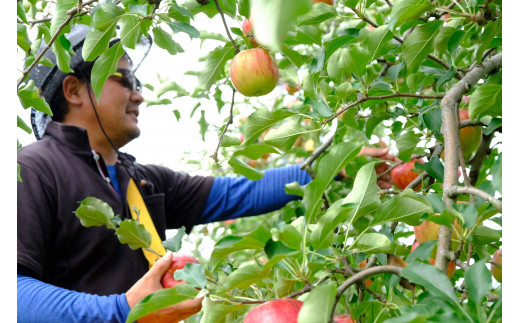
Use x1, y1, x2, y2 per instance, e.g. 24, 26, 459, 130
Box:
17, 0, 502, 322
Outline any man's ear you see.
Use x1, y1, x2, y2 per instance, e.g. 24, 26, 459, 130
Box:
62, 75, 85, 106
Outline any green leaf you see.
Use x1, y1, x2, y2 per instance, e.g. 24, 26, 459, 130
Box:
436, 67, 456, 91
82, 26, 118, 62
90, 42, 125, 101
298, 2, 337, 26
414, 156, 444, 182
343, 162, 381, 223
116, 219, 152, 250
311, 199, 352, 250
50, 0, 76, 37
263, 239, 299, 270
396, 131, 420, 162
476, 17, 501, 62
52, 32, 74, 73
17, 163, 23, 183
389, 0, 434, 31
17, 24, 32, 53
250, 0, 312, 51
434, 19, 462, 56
17, 115, 32, 134
197, 44, 235, 91
282, 44, 305, 67
402, 20, 443, 74
362, 25, 394, 63
285, 181, 305, 198
120, 15, 141, 49
173, 263, 208, 289
17, 1, 29, 24
74, 197, 116, 229
303, 96, 333, 117
152, 27, 184, 55
125, 284, 200, 323
465, 260, 492, 304
371, 189, 433, 227
17, 80, 53, 116
167, 21, 200, 39
324, 35, 356, 60
351, 233, 393, 254
222, 264, 266, 290
221, 136, 242, 147
298, 284, 337, 323
169, 2, 194, 19
263, 118, 307, 151
405, 240, 437, 263
162, 226, 186, 253
200, 297, 247, 323
242, 109, 296, 145
277, 224, 302, 250
92, 3, 124, 31
228, 156, 265, 181
471, 226, 501, 245
401, 262, 458, 305
233, 143, 281, 160
468, 84, 502, 119
303, 142, 362, 223
209, 225, 271, 269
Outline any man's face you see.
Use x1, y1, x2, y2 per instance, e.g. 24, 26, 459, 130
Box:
93, 56, 143, 148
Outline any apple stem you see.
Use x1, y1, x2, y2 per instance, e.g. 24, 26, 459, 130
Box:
213, 0, 240, 54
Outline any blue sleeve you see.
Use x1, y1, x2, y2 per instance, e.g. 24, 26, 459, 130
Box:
199, 165, 312, 223
17, 274, 131, 323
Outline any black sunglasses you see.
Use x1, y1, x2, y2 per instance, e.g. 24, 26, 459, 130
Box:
111, 68, 142, 92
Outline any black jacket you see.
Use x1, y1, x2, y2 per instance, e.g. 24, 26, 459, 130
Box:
17, 121, 214, 295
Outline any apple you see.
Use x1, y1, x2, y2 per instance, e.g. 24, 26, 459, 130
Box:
161, 254, 200, 288
414, 219, 462, 244
284, 83, 300, 95
441, 109, 482, 161
390, 158, 424, 191
411, 241, 456, 278
230, 48, 279, 97
491, 248, 502, 283
244, 299, 304, 323
304, 139, 315, 152
242, 17, 259, 47
334, 313, 356, 323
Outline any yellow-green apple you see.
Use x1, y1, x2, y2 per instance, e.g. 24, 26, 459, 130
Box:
230, 48, 279, 97
161, 254, 200, 288
390, 158, 424, 191
244, 299, 304, 323
491, 248, 502, 283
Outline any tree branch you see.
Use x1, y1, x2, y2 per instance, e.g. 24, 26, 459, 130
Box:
447, 186, 502, 213
329, 265, 403, 323
437, 53, 502, 273
214, 0, 240, 54
469, 131, 495, 186
211, 88, 236, 164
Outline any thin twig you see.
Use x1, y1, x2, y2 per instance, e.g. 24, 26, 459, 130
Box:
211, 88, 236, 164
214, 0, 240, 54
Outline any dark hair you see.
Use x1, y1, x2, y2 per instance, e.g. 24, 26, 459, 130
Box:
49, 52, 133, 122
49, 60, 95, 122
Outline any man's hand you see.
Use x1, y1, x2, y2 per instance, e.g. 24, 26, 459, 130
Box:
338, 144, 401, 189
126, 252, 203, 323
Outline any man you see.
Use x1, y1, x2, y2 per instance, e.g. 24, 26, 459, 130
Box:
17, 25, 394, 322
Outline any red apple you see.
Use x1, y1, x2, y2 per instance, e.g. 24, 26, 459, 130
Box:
161, 254, 200, 288
230, 48, 279, 97
414, 219, 462, 244
441, 109, 482, 161
244, 299, 304, 323
411, 241, 456, 278
334, 313, 356, 323
242, 17, 259, 47
390, 158, 424, 191
491, 248, 502, 283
